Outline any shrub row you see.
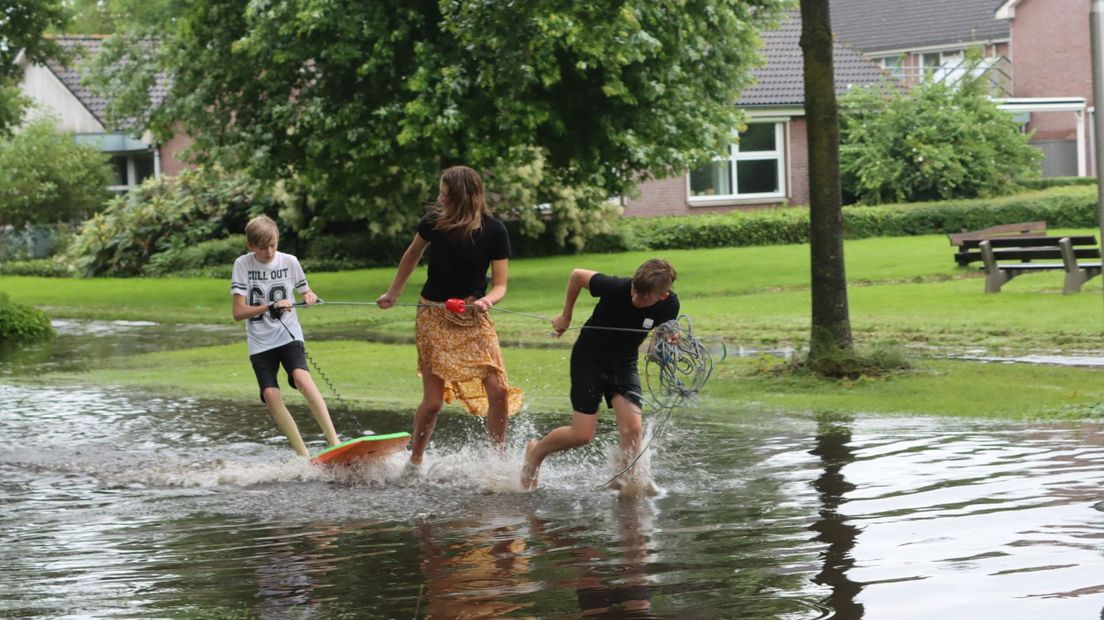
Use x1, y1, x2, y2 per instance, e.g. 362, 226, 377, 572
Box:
0, 258, 72, 277
566, 185, 1100, 254
1016, 176, 1097, 190
129, 185, 1098, 267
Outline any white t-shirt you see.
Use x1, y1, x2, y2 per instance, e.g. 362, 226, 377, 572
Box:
230, 251, 309, 355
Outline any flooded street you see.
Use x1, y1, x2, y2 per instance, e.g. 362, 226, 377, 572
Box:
1, 322, 1103, 618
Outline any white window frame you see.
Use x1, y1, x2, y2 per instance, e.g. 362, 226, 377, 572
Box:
107, 151, 160, 193
687, 121, 787, 205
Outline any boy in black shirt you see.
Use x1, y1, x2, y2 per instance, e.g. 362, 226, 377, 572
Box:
521, 259, 679, 491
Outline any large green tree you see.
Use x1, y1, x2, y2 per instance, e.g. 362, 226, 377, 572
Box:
90, 0, 786, 246
0, 0, 68, 134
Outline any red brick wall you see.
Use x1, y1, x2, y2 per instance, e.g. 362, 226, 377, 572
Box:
623, 118, 809, 217
158, 130, 195, 177
1011, 0, 1091, 142
787, 118, 809, 208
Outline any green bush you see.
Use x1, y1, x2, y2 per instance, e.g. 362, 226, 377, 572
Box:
68, 168, 272, 277
839, 58, 1042, 205
303, 231, 405, 268
0, 293, 54, 341
146, 235, 247, 277
0, 258, 71, 277
0, 119, 113, 227
1016, 176, 1096, 190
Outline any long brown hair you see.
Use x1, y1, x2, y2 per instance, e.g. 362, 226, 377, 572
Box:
433, 165, 491, 239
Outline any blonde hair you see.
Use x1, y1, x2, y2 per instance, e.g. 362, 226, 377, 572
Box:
245, 215, 279, 247
433, 165, 491, 239
632, 259, 677, 295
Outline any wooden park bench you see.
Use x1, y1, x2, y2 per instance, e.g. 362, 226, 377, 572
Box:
974, 235, 1102, 293
949, 221, 1048, 266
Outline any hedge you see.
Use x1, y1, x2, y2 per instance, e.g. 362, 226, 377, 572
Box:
1016, 176, 1097, 190
566, 185, 1100, 254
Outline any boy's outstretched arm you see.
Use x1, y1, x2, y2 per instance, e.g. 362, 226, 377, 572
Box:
551, 268, 596, 336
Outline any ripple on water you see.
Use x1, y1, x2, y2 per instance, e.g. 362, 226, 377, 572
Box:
2, 384, 1104, 618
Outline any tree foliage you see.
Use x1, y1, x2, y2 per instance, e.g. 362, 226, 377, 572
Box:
89, 0, 787, 247
0, 118, 113, 226
0, 0, 68, 134
62, 0, 187, 34
839, 62, 1043, 205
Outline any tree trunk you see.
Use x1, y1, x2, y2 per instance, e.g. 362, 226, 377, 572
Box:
800, 0, 853, 358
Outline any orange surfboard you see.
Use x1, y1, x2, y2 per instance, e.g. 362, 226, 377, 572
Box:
310, 432, 411, 467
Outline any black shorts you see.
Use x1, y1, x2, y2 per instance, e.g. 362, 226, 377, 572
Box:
249, 340, 309, 403
570, 346, 643, 414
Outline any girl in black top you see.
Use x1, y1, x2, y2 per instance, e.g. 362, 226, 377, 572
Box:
377, 166, 523, 471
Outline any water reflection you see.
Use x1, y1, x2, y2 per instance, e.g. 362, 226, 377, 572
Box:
3, 377, 1104, 617
0, 319, 238, 375
810, 413, 864, 620
532, 498, 656, 619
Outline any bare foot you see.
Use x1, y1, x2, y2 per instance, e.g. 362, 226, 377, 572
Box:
520, 440, 540, 491
399, 459, 422, 484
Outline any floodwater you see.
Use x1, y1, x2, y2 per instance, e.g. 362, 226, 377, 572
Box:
2, 322, 1104, 619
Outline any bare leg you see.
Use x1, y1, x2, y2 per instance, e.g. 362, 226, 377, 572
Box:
291, 369, 339, 446
610, 395, 658, 496
410, 372, 446, 465
483, 372, 509, 451
521, 412, 597, 491
262, 388, 309, 457
610, 395, 644, 474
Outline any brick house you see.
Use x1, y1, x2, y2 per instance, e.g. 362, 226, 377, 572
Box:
831, 0, 1010, 87
833, 0, 1091, 178
16, 35, 193, 192
995, 0, 1093, 177
622, 11, 884, 217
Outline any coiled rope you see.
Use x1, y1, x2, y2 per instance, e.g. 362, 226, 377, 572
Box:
599, 315, 719, 489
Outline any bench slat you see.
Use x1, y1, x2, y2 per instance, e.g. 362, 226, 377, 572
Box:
948, 220, 1046, 246
985, 247, 1101, 261
959, 234, 1096, 249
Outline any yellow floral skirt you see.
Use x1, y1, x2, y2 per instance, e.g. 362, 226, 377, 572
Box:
415, 297, 524, 416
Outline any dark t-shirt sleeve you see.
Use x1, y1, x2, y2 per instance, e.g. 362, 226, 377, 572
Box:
416, 213, 436, 242
487, 218, 511, 260
587, 273, 622, 298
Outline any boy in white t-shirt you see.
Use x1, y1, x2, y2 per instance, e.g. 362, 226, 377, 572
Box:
230, 215, 339, 457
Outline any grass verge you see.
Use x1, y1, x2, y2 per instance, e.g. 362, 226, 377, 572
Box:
7, 229, 1104, 420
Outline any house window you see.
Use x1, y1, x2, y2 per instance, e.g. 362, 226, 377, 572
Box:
689, 122, 785, 202
879, 55, 904, 80
922, 52, 941, 77
107, 151, 159, 192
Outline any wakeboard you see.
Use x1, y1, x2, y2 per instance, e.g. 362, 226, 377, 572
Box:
310, 432, 411, 466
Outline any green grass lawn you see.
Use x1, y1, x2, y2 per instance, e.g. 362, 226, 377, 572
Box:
7, 229, 1104, 420
29, 339, 1104, 421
